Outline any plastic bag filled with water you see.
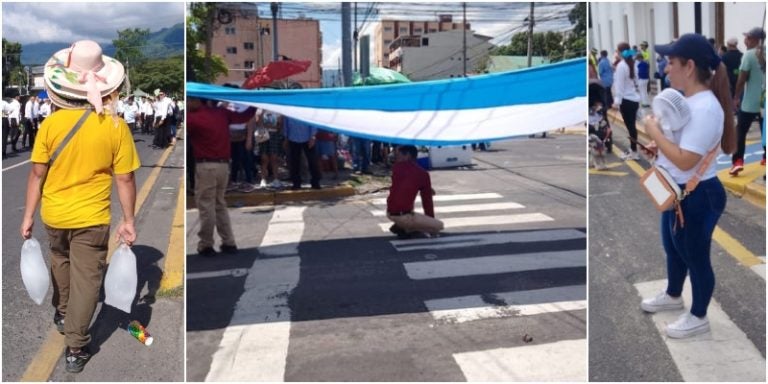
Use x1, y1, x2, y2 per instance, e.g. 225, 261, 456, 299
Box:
20, 237, 50, 305
104, 243, 137, 313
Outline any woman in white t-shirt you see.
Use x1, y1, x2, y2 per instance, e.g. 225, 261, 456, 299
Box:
638, 34, 734, 339
611, 42, 642, 160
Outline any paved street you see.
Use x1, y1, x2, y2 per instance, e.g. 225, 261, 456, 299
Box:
186, 134, 587, 381
1, 131, 185, 381
588, 128, 766, 382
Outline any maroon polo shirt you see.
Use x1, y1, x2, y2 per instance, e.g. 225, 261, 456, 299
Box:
387, 160, 435, 217
187, 105, 254, 160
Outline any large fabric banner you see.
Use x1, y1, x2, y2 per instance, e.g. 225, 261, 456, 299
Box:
187, 58, 586, 146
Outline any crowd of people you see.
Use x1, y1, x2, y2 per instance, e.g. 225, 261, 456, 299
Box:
590, 27, 765, 169
2, 91, 183, 159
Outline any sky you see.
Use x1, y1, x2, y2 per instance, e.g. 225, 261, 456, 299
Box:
2, 2, 185, 45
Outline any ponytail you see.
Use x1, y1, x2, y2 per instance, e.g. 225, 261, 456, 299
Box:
625, 57, 636, 79
710, 63, 736, 154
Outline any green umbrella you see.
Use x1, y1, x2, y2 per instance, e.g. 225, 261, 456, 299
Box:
353, 67, 411, 86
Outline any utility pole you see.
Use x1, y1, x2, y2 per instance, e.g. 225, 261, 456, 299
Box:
462, 2, 467, 77
271, 2, 279, 61
527, 2, 534, 68
694, 2, 702, 34
353, 2, 358, 72
204, 3, 215, 79
341, 2, 353, 86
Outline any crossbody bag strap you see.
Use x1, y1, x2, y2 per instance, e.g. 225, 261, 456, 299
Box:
684, 141, 720, 194
39, 109, 92, 192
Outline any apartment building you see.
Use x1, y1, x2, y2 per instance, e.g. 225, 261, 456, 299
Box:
373, 15, 470, 68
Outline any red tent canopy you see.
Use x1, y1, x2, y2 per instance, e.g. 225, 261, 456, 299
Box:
242, 60, 311, 90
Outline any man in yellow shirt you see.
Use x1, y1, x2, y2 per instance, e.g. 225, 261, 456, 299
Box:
20, 40, 140, 374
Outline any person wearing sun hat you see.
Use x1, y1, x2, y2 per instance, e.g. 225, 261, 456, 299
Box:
638, 33, 735, 340
19, 40, 140, 374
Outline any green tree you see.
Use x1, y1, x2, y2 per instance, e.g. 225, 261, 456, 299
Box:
113, 28, 150, 84
132, 55, 185, 96
187, 2, 228, 83
492, 31, 565, 61
2, 38, 23, 91
562, 3, 587, 61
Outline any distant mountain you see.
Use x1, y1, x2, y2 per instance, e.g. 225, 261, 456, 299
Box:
20, 23, 183, 65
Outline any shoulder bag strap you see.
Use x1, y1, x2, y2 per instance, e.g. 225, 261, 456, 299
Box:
39, 109, 92, 192
684, 141, 720, 194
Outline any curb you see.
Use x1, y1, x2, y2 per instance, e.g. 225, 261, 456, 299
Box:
159, 174, 186, 292
608, 109, 766, 208
186, 184, 357, 209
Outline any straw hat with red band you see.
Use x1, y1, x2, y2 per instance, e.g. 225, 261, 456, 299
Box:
43, 40, 125, 113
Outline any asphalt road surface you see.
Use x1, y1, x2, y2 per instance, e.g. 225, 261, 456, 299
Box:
187, 134, 588, 381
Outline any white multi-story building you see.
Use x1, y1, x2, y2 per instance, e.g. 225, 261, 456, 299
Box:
388, 29, 494, 81
590, 2, 765, 71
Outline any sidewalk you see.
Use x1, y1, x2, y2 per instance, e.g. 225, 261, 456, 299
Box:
607, 108, 766, 208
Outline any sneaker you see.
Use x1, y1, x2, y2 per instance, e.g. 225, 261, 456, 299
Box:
270, 180, 283, 189
65, 347, 92, 373
54, 311, 65, 334
620, 150, 640, 161
220, 244, 238, 254
259, 179, 268, 188
666, 312, 710, 339
226, 182, 240, 192
641, 291, 684, 313
198, 247, 216, 257
729, 160, 744, 176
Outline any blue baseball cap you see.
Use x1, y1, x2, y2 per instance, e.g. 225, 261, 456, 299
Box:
655, 33, 721, 70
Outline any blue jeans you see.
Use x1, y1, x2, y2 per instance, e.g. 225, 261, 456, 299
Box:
661, 177, 726, 317
352, 138, 371, 172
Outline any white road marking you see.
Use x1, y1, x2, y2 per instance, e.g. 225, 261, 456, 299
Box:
371, 192, 503, 206
2, 159, 31, 171
369, 202, 525, 217
259, 206, 306, 256
378, 213, 554, 232
634, 279, 765, 382
187, 268, 248, 280
453, 339, 587, 382
205, 206, 305, 382
390, 229, 585, 252
404, 250, 585, 280
751, 256, 765, 281
426, 285, 586, 324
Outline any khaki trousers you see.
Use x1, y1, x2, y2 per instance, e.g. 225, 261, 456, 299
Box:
388, 213, 444, 235
46, 224, 110, 348
195, 162, 236, 250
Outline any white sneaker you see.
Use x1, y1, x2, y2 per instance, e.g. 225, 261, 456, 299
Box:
620, 150, 640, 161
666, 313, 710, 339
259, 179, 268, 188
641, 291, 684, 313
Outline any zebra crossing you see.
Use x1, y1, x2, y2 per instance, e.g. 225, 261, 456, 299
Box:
366, 191, 587, 381
633, 279, 766, 382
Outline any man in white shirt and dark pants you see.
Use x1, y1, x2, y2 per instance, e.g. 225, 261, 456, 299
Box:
8, 95, 22, 152
2, 97, 12, 159
22, 95, 37, 150
152, 91, 172, 149
124, 96, 139, 133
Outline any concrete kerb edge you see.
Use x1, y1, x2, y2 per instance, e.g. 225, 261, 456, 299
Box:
607, 109, 765, 207
186, 185, 358, 209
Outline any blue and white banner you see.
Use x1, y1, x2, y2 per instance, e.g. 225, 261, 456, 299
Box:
187, 58, 586, 146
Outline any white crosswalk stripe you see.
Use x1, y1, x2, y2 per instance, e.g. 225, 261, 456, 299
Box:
205, 207, 305, 382
634, 279, 766, 382
371, 193, 504, 205
378, 191, 586, 381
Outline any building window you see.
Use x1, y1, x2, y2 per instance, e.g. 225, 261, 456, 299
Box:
428, 28, 437, 33
244, 60, 255, 69
414, 28, 422, 33
399, 27, 408, 33
225, 27, 236, 35
422, 38, 429, 46
244, 71, 252, 79
244, 42, 255, 50
226, 47, 237, 54
384, 39, 392, 45
384, 26, 393, 32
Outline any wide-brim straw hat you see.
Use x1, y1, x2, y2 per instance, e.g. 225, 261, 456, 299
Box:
44, 40, 124, 110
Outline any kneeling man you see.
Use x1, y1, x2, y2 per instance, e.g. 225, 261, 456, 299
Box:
387, 145, 444, 238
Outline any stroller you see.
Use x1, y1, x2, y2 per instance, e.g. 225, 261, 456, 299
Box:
588, 80, 613, 170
